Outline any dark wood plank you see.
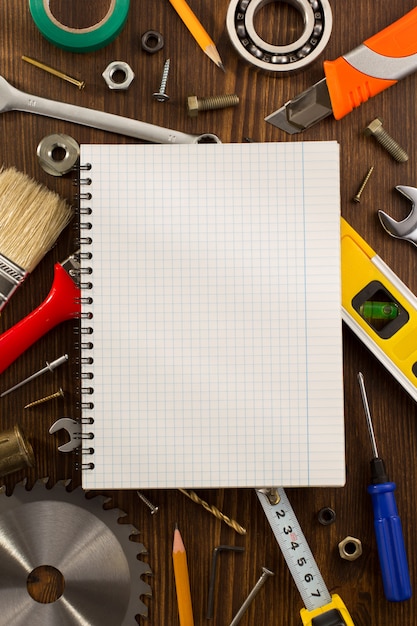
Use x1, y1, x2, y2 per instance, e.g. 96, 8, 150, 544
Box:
0, 1, 416, 624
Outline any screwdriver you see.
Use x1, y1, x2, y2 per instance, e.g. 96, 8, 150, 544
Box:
357, 372, 412, 602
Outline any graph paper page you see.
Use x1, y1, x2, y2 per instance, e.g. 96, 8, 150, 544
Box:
80, 142, 344, 489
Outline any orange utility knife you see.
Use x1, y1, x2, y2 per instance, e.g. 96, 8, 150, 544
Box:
266, 6, 417, 134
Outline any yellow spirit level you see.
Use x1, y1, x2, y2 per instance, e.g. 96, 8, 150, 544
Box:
341, 218, 417, 402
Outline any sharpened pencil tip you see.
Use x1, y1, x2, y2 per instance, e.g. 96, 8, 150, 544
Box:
218, 62, 226, 73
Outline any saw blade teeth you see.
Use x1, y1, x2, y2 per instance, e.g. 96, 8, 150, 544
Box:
0, 478, 153, 622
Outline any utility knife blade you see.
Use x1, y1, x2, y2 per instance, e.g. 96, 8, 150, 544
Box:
266, 6, 417, 134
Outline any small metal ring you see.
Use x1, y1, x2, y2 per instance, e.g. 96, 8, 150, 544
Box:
141, 30, 164, 53
37, 133, 80, 176
226, 0, 332, 73
317, 507, 336, 525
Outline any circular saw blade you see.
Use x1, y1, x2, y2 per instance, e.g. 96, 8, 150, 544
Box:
0, 480, 151, 625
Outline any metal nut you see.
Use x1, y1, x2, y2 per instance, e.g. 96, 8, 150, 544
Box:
141, 30, 164, 54
338, 536, 362, 561
102, 61, 135, 90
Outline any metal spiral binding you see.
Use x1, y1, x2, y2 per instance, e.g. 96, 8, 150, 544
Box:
78, 163, 94, 471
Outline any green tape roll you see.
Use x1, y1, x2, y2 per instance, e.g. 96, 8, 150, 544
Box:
28, 0, 130, 53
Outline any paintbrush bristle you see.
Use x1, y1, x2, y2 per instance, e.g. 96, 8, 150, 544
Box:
0, 167, 73, 272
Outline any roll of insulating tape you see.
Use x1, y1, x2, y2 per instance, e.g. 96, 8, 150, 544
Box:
29, 0, 130, 53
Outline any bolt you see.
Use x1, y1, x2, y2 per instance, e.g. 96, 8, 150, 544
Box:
229, 566, 274, 625
136, 490, 159, 515
153, 58, 170, 102
22, 56, 85, 89
187, 94, 239, 117
24, 387, 64, 409
353, 165, 374, 203
364, 118, 408, 163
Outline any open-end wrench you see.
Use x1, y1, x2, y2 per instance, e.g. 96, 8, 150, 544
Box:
378, 185, 417, 246
0, 75, 221, 144
49, 417, 85, 452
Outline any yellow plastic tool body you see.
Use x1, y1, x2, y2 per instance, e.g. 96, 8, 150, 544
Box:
301, 593, 354, 625
341, 218, 417, 401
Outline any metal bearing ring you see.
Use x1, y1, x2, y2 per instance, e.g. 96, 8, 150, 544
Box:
141, 30, 164, 54
37, 133, 80, 176
226, 0, 332, 73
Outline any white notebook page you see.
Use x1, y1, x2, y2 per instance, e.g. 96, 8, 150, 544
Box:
80, 142, 344, 489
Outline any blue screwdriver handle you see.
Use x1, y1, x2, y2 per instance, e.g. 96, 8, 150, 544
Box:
367, 481, 412, 602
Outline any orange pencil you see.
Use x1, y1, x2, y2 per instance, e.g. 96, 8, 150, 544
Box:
173, 525, 195, 626
168, 0, 224, 71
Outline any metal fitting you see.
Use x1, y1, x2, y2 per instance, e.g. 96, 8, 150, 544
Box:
317, 507, 336, 526
37, 134, 80, 177
338, 536, 362, 561
187, 94, 239, 117
102, 61, 135, 90
364, 118, 408, 163
141, 30, 164, 54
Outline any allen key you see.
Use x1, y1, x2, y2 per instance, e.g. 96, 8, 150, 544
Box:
206, 545, 245, 619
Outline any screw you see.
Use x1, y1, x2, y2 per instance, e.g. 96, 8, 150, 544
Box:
364, 118, 408, 163
153, 58, 170, 102
24, 387, 64, 409
187, 94, 239, 117
229, 566, 274, 625
353, 165, 374, 203
22, 56, 85, 89
136, 490, 159, 514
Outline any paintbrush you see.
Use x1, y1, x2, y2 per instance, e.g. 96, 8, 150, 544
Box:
0, 166, 73, 310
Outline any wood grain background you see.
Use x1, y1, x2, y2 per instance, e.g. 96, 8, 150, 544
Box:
1, 1, 417, 624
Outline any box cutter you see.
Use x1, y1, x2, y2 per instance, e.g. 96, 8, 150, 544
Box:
341, 218, 417, 403
0, 251, 81, 374
266, 6, 417, 134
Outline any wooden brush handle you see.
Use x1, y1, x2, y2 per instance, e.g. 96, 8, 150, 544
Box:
0, 264, 80, 374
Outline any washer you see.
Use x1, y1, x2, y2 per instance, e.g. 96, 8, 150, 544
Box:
226, 0, 332, 73
37, 133, 80, 176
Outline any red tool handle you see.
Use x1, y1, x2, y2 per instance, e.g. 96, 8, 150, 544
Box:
324, 6, 417, 119
0, 264, 81, 374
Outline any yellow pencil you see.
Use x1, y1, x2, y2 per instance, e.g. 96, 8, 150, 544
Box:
168, 0, 225, 71
173, 525, 195, 626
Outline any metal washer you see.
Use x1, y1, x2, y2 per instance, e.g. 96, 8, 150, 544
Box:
226, 0, 333, 73
37, 133, 80, 176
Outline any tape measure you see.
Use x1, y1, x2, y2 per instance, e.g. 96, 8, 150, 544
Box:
29, 0, 130, 53
256, 488, 355, 625
341, 218, 417, 403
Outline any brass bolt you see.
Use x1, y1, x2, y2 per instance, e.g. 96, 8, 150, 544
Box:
22, 56, 86, 90
353, 165, 374, 203
24, 387, 65, 409
364, 118, 408, 163
187, 94, 239, 117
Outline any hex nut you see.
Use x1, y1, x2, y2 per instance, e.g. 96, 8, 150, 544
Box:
102, 61, 135, 90
338, 536, 362, 561
187, 95, 199, 117
141, 30, 164, 54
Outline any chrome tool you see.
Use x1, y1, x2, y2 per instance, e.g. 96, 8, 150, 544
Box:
1, 354, 68, 397
0, 75, 221, 144
266, 7, 417, 133
0, 479, 151, 622
256, 488, 354, 625
357, 373, 412, 602
49, 417, 93, 452
341, 218, 417, 403
378, 186, 417, 247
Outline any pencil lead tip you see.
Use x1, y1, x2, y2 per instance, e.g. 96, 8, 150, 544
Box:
218, 62, 226, 73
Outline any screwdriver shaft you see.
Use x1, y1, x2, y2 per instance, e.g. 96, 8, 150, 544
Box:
358, 372, 379, 458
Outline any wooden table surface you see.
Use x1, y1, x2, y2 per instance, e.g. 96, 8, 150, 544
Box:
1, 1, 417, 624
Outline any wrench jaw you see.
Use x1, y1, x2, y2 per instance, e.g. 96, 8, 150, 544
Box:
49, 417, 82, 452
378, 185, 417, 247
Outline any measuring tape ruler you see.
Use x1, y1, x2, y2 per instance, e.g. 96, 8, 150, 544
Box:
256, 488, 354, 625
29, 0, 130, 53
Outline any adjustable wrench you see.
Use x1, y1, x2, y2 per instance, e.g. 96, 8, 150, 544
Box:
379, 186, 417, 247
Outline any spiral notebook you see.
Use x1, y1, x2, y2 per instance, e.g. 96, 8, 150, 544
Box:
79, 141, 344, 490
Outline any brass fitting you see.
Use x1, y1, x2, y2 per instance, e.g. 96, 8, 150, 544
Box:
338, 536, 362, 561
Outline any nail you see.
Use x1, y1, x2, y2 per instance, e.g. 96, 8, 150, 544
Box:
229, 567, 274, 625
